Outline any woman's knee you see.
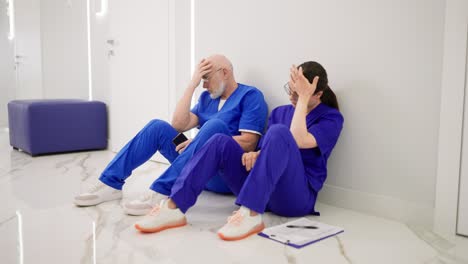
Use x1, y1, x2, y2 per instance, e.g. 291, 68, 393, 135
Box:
264, 124, 290, 141
206, 133, 232, 147
200, 133, 239, 155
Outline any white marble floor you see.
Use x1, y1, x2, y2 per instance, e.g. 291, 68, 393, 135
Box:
0, 130, 467, 264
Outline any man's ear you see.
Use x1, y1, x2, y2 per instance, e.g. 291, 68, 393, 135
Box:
315, 90, 324, 98
222, 68, 229, 79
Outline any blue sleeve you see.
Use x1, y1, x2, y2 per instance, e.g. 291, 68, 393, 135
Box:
239, 90, 268, 135
256, 112, 273, 150
308, 111, 344, 156
190, 93, 203, 117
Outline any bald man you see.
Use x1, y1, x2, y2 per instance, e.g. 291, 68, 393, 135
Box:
74, 55, 268, 216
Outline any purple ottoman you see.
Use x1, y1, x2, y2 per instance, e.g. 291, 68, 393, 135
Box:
8, 99, 107, 156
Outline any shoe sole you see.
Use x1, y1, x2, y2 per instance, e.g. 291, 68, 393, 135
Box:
124, 207, 151, 216
134, 218, 187, 233
217, 222, 265, 241
74, 195, 122, 207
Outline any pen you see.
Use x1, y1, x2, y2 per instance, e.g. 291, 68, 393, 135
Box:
270, 234, 290, 244
286, 225, 318, 229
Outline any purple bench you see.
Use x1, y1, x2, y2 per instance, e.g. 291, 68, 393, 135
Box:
8, 99, 108, 156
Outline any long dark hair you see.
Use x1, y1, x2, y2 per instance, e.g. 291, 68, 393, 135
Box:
298, 61, 339, 110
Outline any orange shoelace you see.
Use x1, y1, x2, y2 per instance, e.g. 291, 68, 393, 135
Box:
148, 204, 161, 216
227, 210, 244, 226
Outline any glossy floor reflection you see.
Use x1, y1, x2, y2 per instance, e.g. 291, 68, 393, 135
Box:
0, 130, 467, 264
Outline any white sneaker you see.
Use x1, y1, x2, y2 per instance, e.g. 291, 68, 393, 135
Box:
217, 206, 265, 241
74, 181, 122, 206
123, 190, 168, 216
134, 200, 187, 233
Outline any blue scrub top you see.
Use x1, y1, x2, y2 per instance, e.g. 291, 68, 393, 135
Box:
191, 83, 268, 136
264, 103, 344, 192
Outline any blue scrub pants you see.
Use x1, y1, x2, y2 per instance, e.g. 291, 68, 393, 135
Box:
99, 119, 232, 195
170, 124, 318, 217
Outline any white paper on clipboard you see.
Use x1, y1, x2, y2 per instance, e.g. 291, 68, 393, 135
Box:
259, 218, 344, 248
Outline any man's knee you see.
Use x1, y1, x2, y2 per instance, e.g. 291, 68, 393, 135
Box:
146, 119, 170, 129
199, 118, 228, 133
143, 119, 173, 135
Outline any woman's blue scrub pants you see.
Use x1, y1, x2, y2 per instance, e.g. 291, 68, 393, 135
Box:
170, 124, 318, 217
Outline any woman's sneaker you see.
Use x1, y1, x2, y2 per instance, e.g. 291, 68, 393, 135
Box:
123, 191, 168, 216
74, 181, 122, 206
134, 200, 187, 233
217, 206, 265, 241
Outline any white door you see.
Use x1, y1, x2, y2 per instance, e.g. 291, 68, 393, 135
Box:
458, 25, 468, 237
0, 0, 15, 128
108, 0, 172, 163
13, 0, 43, 99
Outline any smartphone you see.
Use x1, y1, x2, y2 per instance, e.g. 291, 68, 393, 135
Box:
172, 133, 189, 147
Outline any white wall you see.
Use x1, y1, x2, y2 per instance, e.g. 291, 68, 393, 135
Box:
40, 0, 88, 99
90, 11, 109, 105
173, 0, 191, 112
91, 0, 192, 151
196, 0, 446, 227
434, 0, 468, 239
57, 0, 190, 159
1, 0, 88, 129
0, 1, 15, 128
14, 0, 43, 100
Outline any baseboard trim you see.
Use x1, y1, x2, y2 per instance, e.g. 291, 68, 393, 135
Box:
318, 184, 434, 228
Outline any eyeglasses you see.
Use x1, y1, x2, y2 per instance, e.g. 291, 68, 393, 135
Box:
202, 68, 223, 82
283, 82, 291, 95
283, 82, 298, 97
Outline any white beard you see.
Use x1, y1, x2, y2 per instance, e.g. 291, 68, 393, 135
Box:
210, 81, 226, 99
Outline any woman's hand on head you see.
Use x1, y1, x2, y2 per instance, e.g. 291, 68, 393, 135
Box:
289, 65, 319, 99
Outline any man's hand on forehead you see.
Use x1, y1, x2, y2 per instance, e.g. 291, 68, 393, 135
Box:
199, 58, 212, 67
190, 58, 215, 88
200, 60, 216, 79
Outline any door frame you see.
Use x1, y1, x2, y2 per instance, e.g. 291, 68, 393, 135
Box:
456, 27, 468, 237
434, 0, 468, 239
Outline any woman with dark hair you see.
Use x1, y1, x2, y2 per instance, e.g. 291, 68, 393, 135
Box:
134, 61, 344, 241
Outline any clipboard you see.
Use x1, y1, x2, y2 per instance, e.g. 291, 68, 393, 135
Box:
258, 217, 344, 249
